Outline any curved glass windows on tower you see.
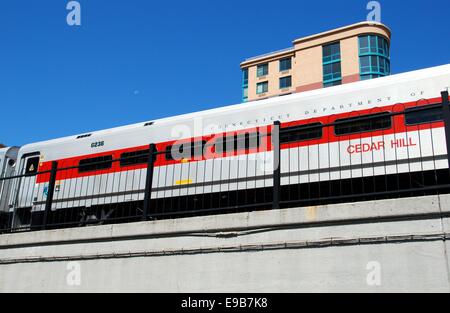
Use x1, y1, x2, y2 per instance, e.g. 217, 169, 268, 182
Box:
359, 35, 391, 80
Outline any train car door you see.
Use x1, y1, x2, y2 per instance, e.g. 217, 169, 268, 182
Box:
0, 153, 15, 213
0, 151, 6, 199
0, 151, 6, 213
11, 152, 41, 228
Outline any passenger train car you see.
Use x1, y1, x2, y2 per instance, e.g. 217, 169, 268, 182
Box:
2, 64, 450, 229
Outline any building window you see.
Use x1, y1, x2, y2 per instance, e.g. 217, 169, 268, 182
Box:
279, 76, 292, 89
279, 58, 292, 72
256, 81, 268, 94
323, 42, 341, 63
323, 80, 342, 88
323, 42, 342, 87
242, 69, 248, 102
359, 35, 390, 80
257, 64, 269, 77
242, 87, 248, 101
323, 62, 342, 87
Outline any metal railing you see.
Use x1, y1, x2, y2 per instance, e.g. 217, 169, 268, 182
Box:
1, 91, 450, 234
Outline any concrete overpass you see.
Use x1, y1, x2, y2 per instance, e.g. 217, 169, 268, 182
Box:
0, 194, 449, 292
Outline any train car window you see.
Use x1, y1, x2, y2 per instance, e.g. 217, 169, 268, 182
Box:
79, 155, 113, 173
244, 132, 261, 150
214, 136, 237, 154
193, 141, 207, 157
165, 145, 177, 161
334, 112, 392, 136
405, 105, 443, 126
215, 132, 260, 154
165, 141, 206, 161
25, 157, 40, 175
280, 123, 323, 144
245, 132, 261, 149
120, 149, 150, 167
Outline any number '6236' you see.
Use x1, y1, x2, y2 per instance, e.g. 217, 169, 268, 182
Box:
91, 141, 105, 148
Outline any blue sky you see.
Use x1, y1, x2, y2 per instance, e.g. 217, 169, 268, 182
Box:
0, 0, 449, 146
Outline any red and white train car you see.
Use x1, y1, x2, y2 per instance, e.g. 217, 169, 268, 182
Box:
6, 64, 450, 225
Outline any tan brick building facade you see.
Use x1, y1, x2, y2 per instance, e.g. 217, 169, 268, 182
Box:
241, 22, 391, 102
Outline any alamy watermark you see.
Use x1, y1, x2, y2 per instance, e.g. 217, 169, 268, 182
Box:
66, 261, 82, 286
67, 1, 81, 26
367, 1, 382, 23
366, 261, 382, 286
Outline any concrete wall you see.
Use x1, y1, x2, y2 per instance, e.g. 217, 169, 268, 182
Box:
0, 195, 449, 293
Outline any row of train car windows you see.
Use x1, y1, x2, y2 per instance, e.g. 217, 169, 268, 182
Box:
78, 151, 152, 173
74, 105, 443, 173
76, 133, 262, 173
280, 105, 444, 144
165, 133, 261, 161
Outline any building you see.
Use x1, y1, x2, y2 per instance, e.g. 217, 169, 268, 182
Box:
240, 21, 391, 102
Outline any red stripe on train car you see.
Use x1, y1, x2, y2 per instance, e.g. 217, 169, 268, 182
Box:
36, 127, 273, 183
36, 96, 445, 184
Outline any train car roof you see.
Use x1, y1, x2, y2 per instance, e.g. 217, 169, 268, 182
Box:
19, 63, 450, 153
